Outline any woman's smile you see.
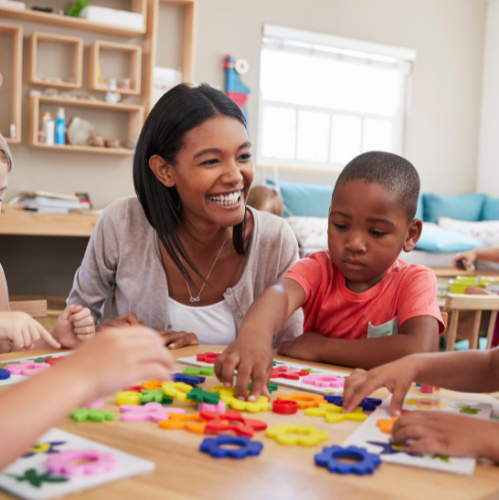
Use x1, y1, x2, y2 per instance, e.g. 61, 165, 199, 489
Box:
207, 188, 243, 209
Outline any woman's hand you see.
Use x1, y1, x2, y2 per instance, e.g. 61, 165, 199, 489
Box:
95, 312, 145, 332
392, 411, 493, 458
215, 337, 273, 401
158, 330, 199, 350
452, 250, 477, 270
342, 355, 420, 414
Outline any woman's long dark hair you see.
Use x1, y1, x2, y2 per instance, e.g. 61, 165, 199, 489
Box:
133, 83, 248, 289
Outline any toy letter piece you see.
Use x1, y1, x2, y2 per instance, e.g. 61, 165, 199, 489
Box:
376, 416, 399, 434
158, 413, 206, 434
273, 399, 298, 415
6, 362, 50, 376
116, 391, 141, 406
324, 395, 382, 412
71, 408, 116, 423
305, 404, 367, 424
0, 368, 11, 380
302, 374, 345, 388
47, 449, 118, 476
315, 446, 381, 475
162, 381, 194, 401
196, 352, 221, 364
270, 366, 310, 380
120, 403, 184, 422
266, 424, 328, 446
277, 393, 326, 410
200, 435, 263, 459
201, 409, 267, 438
187, 388, 220, 405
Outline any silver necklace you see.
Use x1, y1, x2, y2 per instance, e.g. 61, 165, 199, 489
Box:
181, 234, 228, 303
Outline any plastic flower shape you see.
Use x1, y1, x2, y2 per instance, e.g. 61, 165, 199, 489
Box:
141, 380, 163, 390
196, 352, 221, 364
302, 374, 346, 388
115, 391, 141, 406
270, 366, 310, 380
305, 403, 367, 424
47, 449, 118, 476
158, 412, 207, 434
6, 362, 50, 376
266, 424, 328, 446
70, 408, 116, 423
376, 416, 399, 434
186, 388, 220, 405
200, 436, 263, 458
200, 409, 267, 438
315, 445, 381, 475
324, 395, 382, 412
221, 393, 270, 413
405, 398, 448, 410
277, 393, 326, 410
198, 401, 227, 414
120, 403, 185, 422
172, 373, 206, 385
162, 381, 194, 401
139, 389, 173, 405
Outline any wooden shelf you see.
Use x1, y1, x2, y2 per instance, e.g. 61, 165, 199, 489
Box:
30, 143, 135, 155
0, 211, 99, 237
0, 5, 146, 37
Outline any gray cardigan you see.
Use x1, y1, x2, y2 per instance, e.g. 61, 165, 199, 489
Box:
67, 197, 304, 347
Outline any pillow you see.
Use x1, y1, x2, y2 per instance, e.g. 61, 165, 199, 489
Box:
415, 230, 483, 253
415, 193, 424, 220
286, 216, 328, 248
437, 217, 499, 247
423, 193, 485, 223
266, 179, 334, 218
482, 196, 499, 221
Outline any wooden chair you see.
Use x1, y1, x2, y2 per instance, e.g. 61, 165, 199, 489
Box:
443, 294, 499, 351
9, 300, 47, 318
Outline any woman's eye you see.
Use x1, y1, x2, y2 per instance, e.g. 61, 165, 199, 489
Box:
334, 223, 348, 231
238, 153, 252, 161
201, 158, 219, 166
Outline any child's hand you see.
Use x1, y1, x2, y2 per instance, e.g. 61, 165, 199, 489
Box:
342, 356, 420, 415
452, 250, 477, 270
0, 311, 60, 351
215, 337, 273, 401
392, 411, 491, 458
53, 305, 95, 349
158, 330, 199, 350
66, 326, 174, 400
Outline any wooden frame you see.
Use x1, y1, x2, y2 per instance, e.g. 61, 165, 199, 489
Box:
28, 95, 144, 156
29, 32, 83, 89
143, 0, 197, 113
89, 41, 142, 95
0, 23, 22, 144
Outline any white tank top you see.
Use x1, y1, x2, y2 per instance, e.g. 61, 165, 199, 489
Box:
167, 298, 238, 345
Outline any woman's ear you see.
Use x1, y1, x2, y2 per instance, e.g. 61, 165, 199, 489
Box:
149, 155, 175, 188
403, 218, 423, 252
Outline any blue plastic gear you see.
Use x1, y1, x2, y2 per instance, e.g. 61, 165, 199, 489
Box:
324, 395, 382, 412
315, 445, 382, 475
171, 373, 206, 385
200, 436, 263, 459
0, 368, 11, 380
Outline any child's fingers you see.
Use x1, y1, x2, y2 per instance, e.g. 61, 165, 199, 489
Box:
220, 353, 239, 389
390, 385, 409, 416
343, 377, 377, 413
36, 322, 61, 349
407, 437, 443, 455
167, 334, 198, 350
73, 315, 94, 328
247, 370, 267, 402
69, 307, 93, 323
74, 325, 95, 336
76, 333, 94, 342
28, 323, 41, 344
235, 360, 252, 399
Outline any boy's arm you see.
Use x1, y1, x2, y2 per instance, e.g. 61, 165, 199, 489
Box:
215, 278, 305, 400
278, 315, 439, 369
453, 247, 499, 269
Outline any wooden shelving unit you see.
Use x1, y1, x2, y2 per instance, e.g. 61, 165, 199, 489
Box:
0, 23, 23, 144
29, 32, 83, 89
89, 40, 142, 95
28, 95, 144, 155
0, 4, 146, 37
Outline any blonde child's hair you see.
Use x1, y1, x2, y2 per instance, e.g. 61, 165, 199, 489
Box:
0, 134, 13, 171
247, 185, 284, 217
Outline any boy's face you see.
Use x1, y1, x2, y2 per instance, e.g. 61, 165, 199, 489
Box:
328, 179, 422, 287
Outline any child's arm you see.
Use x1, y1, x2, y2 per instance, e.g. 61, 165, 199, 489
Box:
215, 278, 305, 400
453, 247, 499, 269
342, 348, 499, 414
0, 326, 173, 470
278, 315, 439, 369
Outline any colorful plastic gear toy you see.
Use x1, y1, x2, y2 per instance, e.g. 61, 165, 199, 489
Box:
324, 395, 382, 412
200, 436, 263, 459
315, 445, 382, 475
196, 352, 221, 364
187, 388, 220, 405
305, 403, 367, 424
172, 373, 206, 385
266, 424, 328, 446
183, 366, 215, 376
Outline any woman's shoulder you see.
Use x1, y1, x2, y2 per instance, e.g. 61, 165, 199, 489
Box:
250, 207, 295, 243
100, 196, 149, 225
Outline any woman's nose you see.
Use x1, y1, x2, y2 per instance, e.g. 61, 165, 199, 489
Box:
221, 159, 244, 185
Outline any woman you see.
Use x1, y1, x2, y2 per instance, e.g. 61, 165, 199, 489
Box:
68, 84, 303, 348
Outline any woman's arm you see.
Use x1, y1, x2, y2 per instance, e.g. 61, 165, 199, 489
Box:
453, 247, 499, 269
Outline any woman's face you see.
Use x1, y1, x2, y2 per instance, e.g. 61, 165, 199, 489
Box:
163, 115, 254, 229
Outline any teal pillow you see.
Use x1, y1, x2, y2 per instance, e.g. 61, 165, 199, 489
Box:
482, 196, 499, 221
415, 193, 423, 220
266, 179, 334, 218
423, 193, 485, 223
415, 231, 483, 253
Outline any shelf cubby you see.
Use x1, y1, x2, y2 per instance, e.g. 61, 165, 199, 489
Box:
29, 32, 83, 89
89, 40, 142, 95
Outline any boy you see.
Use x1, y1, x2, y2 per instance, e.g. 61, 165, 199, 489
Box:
215, 151, 444, 400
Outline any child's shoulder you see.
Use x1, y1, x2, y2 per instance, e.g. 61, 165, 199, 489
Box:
392, 258, 437, 283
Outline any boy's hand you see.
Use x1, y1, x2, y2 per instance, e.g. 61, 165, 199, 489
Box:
452, 251, 477, 270
392, 411, 491, 458
96, 312, 145, 332
215, 337, 273, 401
277, 332, 324, 360
158, 330, 199, 350
53, 305, 95, 349
342, 356, 419, 414
0, 311, 60, 351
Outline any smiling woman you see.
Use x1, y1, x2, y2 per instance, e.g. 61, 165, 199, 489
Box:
67, 84, 303, 349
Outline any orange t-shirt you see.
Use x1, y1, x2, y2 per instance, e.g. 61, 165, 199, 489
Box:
284, 251, 445, 339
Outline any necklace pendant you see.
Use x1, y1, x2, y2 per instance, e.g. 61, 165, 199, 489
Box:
190, 297, 201, 303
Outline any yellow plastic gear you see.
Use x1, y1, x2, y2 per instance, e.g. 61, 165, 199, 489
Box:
266, 424, 328, 446
305, 403, 367, 423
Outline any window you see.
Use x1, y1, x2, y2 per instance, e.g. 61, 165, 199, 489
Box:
257, 25, 417, 172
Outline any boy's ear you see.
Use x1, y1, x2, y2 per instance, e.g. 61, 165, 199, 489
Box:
403, 218, 423, 253
149, 155, 175, 188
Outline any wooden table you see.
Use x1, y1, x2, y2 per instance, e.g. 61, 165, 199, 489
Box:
1, 345, 499, 500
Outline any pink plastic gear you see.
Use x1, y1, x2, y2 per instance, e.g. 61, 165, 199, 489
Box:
120, 403, 185, 422
302, 374, 346, 388
6, 362, 50, 376
47, 449, 118, 476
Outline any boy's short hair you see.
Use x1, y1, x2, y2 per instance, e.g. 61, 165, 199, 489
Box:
0, 133, 13, 171
335, 151, 420, 221
247, 185, 284, 217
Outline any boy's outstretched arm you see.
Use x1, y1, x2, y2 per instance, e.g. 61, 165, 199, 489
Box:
278, 315, 439, 370
215, 278, 305, 401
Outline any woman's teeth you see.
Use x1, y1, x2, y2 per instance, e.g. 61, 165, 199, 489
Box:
208, 191, 241, 206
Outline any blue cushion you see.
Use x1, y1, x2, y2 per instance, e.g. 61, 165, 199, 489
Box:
482, 196, 499, 221
423, 193, 485, 223
266, 179, 334, 218
415, 193, 423, 220
415, 231, 483, 253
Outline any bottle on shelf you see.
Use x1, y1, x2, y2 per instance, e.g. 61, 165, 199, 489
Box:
45, 115, 55, 146
55, 107, 66, 146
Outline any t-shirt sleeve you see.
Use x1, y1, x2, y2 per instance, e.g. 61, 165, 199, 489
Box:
283, 253, 325, 306
396, 266, 445, 334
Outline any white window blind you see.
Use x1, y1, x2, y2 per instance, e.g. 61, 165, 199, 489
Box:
257, 24, 417, 172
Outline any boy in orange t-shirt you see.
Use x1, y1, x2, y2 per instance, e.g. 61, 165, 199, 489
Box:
215, 151, 444, 400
